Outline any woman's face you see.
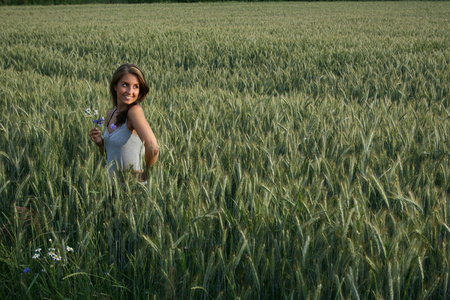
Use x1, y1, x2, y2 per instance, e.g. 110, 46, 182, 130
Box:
115, 73, 140, 108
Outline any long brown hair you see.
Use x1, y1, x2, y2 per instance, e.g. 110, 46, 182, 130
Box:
109, 63, 150, 126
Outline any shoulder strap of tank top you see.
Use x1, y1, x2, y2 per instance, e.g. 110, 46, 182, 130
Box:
107, 108, 118, 127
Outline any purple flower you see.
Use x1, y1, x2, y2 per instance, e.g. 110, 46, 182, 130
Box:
24, 268, 30, 273
110, 124, 117, 130
94, 117, 105, 127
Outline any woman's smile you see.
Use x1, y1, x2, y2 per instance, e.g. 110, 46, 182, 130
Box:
115, 73, 140, 108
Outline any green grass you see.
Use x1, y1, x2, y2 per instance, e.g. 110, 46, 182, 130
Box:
0, 2, 449, 299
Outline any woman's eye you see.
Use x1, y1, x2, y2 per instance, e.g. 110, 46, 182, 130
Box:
134, 85, 139, 89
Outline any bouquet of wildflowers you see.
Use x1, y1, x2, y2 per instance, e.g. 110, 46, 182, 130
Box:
85, 108, 105, 127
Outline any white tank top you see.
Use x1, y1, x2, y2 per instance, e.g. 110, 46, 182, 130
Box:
103, 117, 144, 177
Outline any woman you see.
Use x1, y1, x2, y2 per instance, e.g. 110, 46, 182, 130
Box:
89, 63, 159, 181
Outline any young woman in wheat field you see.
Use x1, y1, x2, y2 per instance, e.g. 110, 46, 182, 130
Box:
89, 63, 159, 182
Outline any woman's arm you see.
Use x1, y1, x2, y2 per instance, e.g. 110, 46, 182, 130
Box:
89, 109, 113, 155
89, 127, 105, 155
128, 105, 160, 169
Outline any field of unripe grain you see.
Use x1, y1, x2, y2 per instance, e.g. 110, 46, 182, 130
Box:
0, 2, 448, 299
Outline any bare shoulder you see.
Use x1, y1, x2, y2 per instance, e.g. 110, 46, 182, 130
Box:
128, 104, 149, 130
128, 104, 146, 120
128, 104, 145, 115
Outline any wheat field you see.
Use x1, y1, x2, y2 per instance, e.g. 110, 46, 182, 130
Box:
0, 2, 449, 299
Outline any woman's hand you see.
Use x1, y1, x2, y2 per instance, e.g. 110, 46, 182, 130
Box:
89, 128, 104, 154
134, 170, 147, 182
89, 128, 103, 145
